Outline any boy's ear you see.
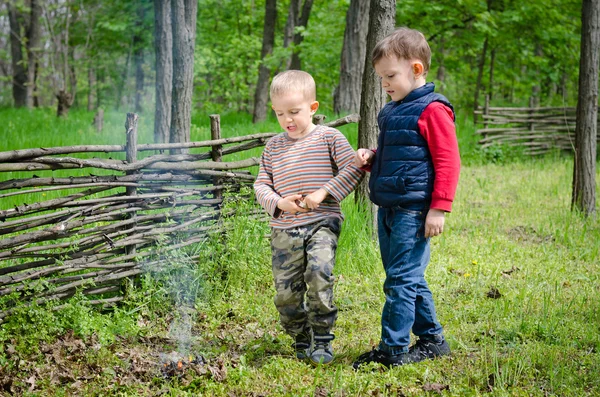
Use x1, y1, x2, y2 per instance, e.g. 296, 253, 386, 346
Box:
310, 101, 319, 113
412, 62, 425, 78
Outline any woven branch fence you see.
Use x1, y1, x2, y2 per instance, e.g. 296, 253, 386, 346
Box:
475, 96, 600, 155
0, 112, 359, 321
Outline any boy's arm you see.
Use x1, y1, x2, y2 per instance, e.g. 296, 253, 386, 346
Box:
418, 102, 461, 212
321, 130, 365, 202
253, 146, 283, 218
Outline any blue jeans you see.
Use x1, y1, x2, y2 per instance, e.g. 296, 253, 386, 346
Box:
377, 206, 443, 355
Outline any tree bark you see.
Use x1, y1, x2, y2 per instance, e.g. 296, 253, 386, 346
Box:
88, 65, 96, 111
488, 47, 496, 101
170, 0, 198, 152
284, 0, 300, 48
436, 34, 446, 93
473, 36, 488, 123
25, 0, 42, 109
289, 0, 314, 70
356, 0, 395, 223
56, 90, 74, 117
334, 0, 370, 115
134, 0, 146, 114
572, 0, 599, 216
280, 0, 300, 71
7, 2, 27, 107
154, 0, 173, 144
252, 0, 277, 123
531, 43, 543, 108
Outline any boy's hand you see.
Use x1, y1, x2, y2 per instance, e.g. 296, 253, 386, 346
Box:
303, 188, 328, 210
424, 208, 446, 238
277, 194, 309, 214
354, 149, 375, 168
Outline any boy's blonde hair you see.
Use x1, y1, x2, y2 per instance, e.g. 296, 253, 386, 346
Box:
372, 27, 431, 75
270, 70, 316, 101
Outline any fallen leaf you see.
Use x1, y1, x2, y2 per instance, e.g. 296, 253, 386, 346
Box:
26, 375, 36, 392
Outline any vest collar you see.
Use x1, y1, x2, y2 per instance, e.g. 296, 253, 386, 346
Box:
399, 82, 435, 104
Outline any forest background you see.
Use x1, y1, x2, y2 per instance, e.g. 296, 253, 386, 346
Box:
0, 0, 584, 117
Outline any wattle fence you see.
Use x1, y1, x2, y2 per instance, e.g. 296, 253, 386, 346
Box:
475, 97, 600, 155
0, 113, 359, 320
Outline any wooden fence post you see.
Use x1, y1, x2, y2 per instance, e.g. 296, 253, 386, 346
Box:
209, 114, 223, 201
125, 113, 138, 256
483, 95, 490, 131
313, 115, 326, 125
529, 96, 535, 132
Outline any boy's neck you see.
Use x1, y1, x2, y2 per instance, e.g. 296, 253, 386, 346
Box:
288, 122, 317, 139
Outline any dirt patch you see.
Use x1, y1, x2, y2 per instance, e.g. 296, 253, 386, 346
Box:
507, 226, 554, 244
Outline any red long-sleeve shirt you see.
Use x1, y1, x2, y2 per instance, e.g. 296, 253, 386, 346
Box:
364, 102, 460, 212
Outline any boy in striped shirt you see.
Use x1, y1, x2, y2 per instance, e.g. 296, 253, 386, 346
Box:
254, 70, 363, 365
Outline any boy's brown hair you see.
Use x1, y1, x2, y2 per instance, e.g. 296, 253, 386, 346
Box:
372, 27, 431, 75
270, 70, 316, 101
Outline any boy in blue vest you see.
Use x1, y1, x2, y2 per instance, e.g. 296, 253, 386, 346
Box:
352, 27, 461, 369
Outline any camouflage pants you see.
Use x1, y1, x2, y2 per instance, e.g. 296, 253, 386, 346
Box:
270, 217, 341, 337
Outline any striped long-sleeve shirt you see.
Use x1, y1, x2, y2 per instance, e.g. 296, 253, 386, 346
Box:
254, 125, 364, 229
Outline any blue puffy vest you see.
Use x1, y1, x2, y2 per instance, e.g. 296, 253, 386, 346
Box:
369, 83, 454, 209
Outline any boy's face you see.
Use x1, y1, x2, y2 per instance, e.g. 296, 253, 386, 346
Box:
374, 56, 425, 102
271, 91, 319, 138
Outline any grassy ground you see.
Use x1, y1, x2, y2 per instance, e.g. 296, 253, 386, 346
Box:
0, 108, 599, 396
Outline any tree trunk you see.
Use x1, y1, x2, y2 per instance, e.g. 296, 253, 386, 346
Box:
488, 47, 496, 101
170, 0, 198, 152
284, 0, 300, 48
252, 0, 277, 124
289, 0, 314, 70
154, 0, 173, 144
474, 0, 493, 122
436, 34, 446, 93
531, 43, 543, 107
473, 36, 488, 123
25, 0, 42, 109
116, 42, 132, 111
334, 0, 370, 115
572, 0, 599, 216
88, 65, 96, 111
356, 0, 395, 226
56, 90, 73, 117
276, 0, 300, 72
7, 3, 27, 107
134, 0, 146, 114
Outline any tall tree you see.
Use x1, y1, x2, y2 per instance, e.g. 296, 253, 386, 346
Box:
334, 0, 369, 115
473, 0, 493, 122
289, 0, 314, 70
133, 0, 147, 114
282, 0, 300, 70
355, 0, 395, 209
170, 0, 197, 150
25, 0, 41, 108
252, 0, 277, 124
7, 0, 40, 108
42, 0, 77, 117
153, 0, 172, 143
571, 0, 599, 216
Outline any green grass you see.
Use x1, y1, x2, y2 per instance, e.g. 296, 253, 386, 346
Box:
0, 108, 599, 396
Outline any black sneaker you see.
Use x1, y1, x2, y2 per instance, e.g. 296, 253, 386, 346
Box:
292, 330, 311, 360
408, 337, 451, 362
309, 333, 335, 365
352, 348, 412, 370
